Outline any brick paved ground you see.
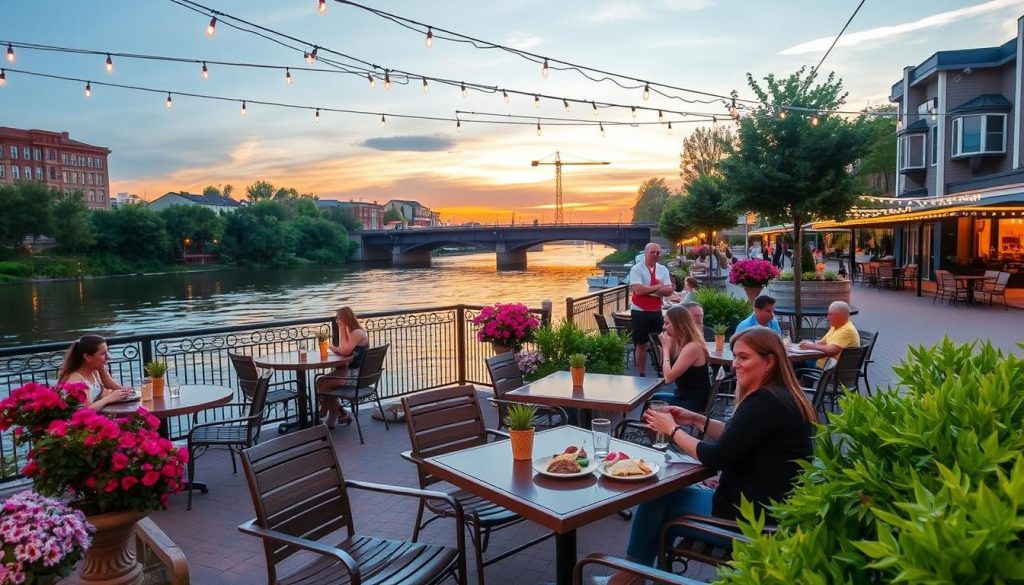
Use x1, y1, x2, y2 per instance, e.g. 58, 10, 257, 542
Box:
149, 282, 1022, 585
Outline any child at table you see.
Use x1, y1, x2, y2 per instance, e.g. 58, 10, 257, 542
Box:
57, 334, 135, 410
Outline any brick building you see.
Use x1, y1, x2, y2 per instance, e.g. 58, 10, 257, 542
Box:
0, 127, 112, 209
317, 199, 384, 230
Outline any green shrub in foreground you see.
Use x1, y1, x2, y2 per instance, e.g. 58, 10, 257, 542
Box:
718, 339, 1024, 584
693, 288, 749, 330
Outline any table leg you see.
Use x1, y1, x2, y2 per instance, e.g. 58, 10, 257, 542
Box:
555, 530, 577, 585
278, 374, 311, 433
967, 282, 976, 306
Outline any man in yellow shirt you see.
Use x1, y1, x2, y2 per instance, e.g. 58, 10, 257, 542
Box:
799, 301, 860, 367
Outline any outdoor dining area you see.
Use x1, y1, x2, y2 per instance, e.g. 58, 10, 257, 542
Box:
855, 259, 1012, 308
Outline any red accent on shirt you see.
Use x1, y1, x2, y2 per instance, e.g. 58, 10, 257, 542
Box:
632, 264, 663, 311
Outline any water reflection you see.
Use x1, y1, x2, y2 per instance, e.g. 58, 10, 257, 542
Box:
0, 243, 614, 346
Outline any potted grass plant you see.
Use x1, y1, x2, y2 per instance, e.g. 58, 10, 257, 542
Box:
316, 330, 331, 360
712, 323, 728, 353
568, 352, 587, 386
143, 360, 168, 397
506, 404, 537, 461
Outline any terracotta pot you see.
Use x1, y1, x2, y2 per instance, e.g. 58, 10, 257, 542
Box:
509, 428, 534, 461
714, 335, 725, 353
492, 343, 513, 355
570, 367, 585, 386
75, 510, 148, 585
151, 376, 165, 398
319, 341, 329, 360
743, 285, 762, 305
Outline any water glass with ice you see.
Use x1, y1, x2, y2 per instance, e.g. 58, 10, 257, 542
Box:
647, 400, 670, 449
591, 418, 611, 459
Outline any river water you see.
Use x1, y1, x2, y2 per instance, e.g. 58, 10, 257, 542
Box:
0, 243, 618, 347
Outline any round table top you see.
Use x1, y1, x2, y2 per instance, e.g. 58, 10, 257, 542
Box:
705, 341, 827, 366
102, 384, 234, 418
772, 305, 859, 317
253, 350, 352, 371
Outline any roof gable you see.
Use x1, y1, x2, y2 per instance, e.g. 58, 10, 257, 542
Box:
950, 93, 1013, 114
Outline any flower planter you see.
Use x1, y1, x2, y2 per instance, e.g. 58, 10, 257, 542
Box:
743, 285, 762, 305
492, 343, 513, 354
74, 510, 148, 585
767, 279, 851, 310
570, 367, 585, 386
509, 428, 534, 461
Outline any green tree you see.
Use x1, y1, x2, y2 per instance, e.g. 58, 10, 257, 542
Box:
222, 184, 235, 199
92, 204, 170, 262
659, 175, 738, 247
382, 208, 403, 225
245, 180, 275, 202
159, 205, 225, 254
287, 215, 352, 263
51, 191, 96, 255
273, 187, 299, 201
202, 185, 221, 197
0, 183, 55, 251
631, 178, 673, 224
679, 125, 734, 188
222, 201, 295, 265
856, 106, 898, 195
721, 68, 867, 323
325, 207, 363, 232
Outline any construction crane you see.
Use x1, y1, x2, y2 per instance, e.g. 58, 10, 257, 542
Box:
531, 151, 610, 224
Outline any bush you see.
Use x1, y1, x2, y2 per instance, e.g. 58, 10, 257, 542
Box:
692, 288, 749, 330
0, 261, 31, 277
599, 248, 640, 265
719, 339, 1024, 584
529, 320, 626, 380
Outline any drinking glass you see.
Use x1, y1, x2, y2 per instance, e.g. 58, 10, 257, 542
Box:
167, 372, 181, 399
647, 400, 670, 449
140, 377, 153, 402
591, 418, 611, 459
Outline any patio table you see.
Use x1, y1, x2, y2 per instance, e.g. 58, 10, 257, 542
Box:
422, 425, 711, 585
253, 350, 353, 432
704, 341, 827, 367
773, 305, 860, 339
952, 275, 989, 306
501, 371, 662, 427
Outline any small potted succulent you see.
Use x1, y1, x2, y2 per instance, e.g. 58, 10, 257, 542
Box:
144, 360, 168, 397
506, 403, 537, 461
712, 323, 728, 353
316, 330, 331, 360
568, 353, 587, 386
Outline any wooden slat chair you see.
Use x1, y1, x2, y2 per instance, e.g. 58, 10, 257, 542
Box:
186, 369, 272, 510
573, 553, 704, 585
901, 264, 918, 288
877, 264, 895, 289
401, 385, 554, 585
228, 351, 300, 426
318, 344, 390, 444
238, 425, 467, 585
660, 514, 776, 574
485, 353, 568, 430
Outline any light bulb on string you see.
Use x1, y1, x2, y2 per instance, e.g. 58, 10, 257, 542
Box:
896, 117, 903, 131
165, 92, 173, 109
0, 69, 6, 87
929, 108, 937, 123
631, 106, 637, 119
201, 61, 209, 80
6, 44, 14, 63
84, 82, 91, 97
206, 16, 217, 37
536, 121, 542, 136
541, 58, 549, 78
314, 108, 321, 123
310, 47, 318, 62
367, 73, 376, 89
318, 0, 327, 15
380, 114, 386, 127
384, 72, 391, 91
285, 68, 292, 85
778, 108, 787, 120
729, 98, 738, 119
667, 121, 673, 135
105, 54, 113, 73
425, 27, 433, 48
712, 115, 718, 127
642, 83, 650, 101
658, 110, 664, 124
422, 78, 429, 93
456, 119, 462, 133
460, 83, 468, 98
534, 95, 540, 108
599, 122, 605, 138
592, 101, 599, 116
240, 100, 247, 116
502, 90, 510, 104
810, 112, 819, 126
563, 99, 570, 113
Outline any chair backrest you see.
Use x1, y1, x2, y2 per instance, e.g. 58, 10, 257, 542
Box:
401, 385, 488, 488
648, 333, 664, 376
984, 270, 999, 281
904, 264, 918, 279
245, 370, 274, 442
355, 344, 389, 389
240, 425, 354, 575
228, 351, 260, 401
485, 352, 523, 398
938, 270, 956, 289
857, 329, 878, 363
612, 313, 632, 331
994, 271, 1011, 289
878, 265, 893, 278
834, 345, 870, 389
809, 358, 838, 418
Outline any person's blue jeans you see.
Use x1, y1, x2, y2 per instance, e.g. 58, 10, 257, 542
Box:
625, 485, 732, 566
649, 391, 704, 412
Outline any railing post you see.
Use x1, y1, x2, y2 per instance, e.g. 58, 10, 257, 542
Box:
565, 296, 573, 324
140, 335, 153, 369
541, 299, 552, 327
456, 305, 467, 385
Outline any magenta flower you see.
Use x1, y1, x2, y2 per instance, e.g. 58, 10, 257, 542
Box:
729, 259, 780, 288
472, 303, 541, 348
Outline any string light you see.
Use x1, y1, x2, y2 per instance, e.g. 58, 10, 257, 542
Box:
536, 121, 542, 136
929, 108, 937, 123
896, 118, 903, 131
456, 118, 461, 133
425, 27, 433, 48
778, 108, 787, 120
599, 122, 605, 137
541, 58, 549, 78
667, 121, 673, 134
240, 100, 247, 115
460, 82, 467, 98
6, 44, 14, 63
0, 69, 5, 87
422, 78, 429, 93
380, 113, 386, 127
318, 0, 327, 16
105, 54, 113, 73
658, 110, 664, 123
84, 81, 91, 97
642, 83, 650, 101
503, 89, 509, 103
201, 61, 209, 79
712, 115, 718, 127
591, 101, 598, 116
631, 106, 637, 119
534, 94, 540, 108
729, 98, 738, 119
165, 92, 173, 108
206, 16, 217, 37
810, 112, 819, 126
563, 99, 570, 113
384, 72, 391, 90
367, 73, 375, 89
315, 108, 321, 123
285, 67, 292, 84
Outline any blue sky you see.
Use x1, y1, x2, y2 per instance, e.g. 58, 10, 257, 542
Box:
2, 0, 1021, 222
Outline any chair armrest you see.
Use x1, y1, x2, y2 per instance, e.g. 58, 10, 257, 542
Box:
399, 450, 421, 466
238, 519, 360, 579
187, 413, 260, 438
572, 553, 702, 585
486, 428, 510, 440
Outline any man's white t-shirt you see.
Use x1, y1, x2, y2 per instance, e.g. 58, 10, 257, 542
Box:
629, 261, 672, 311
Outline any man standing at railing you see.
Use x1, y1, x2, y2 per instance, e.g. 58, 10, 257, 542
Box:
629, 242, 673, 376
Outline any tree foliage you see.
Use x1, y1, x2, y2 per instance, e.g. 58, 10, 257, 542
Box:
679, 125, 734, 188
659, 175, 738, 246
202, 185, 221, 197
51, 191, 96, 254
221, 201, 295, 265
92, 205, 170, 261
0, 183, 55, 251
383, 208, 403, 225
856, 106, 898, 195
159, 205, 225, 253
631, 178, 673, 224
245, 180, 276, 202
325, 207, 363, 232
721, 68, 867, 321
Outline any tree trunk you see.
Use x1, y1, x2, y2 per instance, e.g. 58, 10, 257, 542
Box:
792, 215, 803, 333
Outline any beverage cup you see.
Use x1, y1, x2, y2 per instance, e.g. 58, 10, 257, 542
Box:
140, 377, 153, 401
647, 400, 670, 450
167, 373, 181, 399
591, 418, 611, 459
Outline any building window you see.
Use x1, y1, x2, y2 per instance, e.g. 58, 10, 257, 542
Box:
24, 167, 32, 180
62, 171, 69, 183
899, 134, 927, 170
98, 175, 104, 186
11, 166, 19, 180
0, 165, 5, 179
35, 167, 43, 180
23, 147, 30, 159
33, 148, 41, 161
49, 167, 56, 180
97, 159, 103, 169
47, 149, 55, 161
952, 114, 1006, 157
10, 146, 18, 159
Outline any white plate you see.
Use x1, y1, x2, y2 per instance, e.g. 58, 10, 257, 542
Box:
598, 460, 660, 481
532, 456, 597, 479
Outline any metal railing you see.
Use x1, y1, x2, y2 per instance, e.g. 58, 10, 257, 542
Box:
565, 285, 630, 331
0, 303, 548, 483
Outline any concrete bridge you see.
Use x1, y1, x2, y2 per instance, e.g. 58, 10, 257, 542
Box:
350, 224, 655, 270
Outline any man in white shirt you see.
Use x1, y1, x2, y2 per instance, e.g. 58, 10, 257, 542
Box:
628, 242, 673, 376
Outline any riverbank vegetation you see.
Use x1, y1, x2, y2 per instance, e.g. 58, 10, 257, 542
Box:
0, 181, 362, 281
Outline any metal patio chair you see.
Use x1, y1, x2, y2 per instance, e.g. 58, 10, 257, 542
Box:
485, 352, 568, 430
317, 344, 390, 444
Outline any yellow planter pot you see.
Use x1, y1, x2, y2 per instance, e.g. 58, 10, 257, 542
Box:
509, 428, 534, 461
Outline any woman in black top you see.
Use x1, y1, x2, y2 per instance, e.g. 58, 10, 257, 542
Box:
607, 327, 815, 582
650, 305, 710, 411
315, 307, 369, 429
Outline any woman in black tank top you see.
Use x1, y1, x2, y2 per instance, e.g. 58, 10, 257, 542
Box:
315, 307, 370, 429
650, 306, 711, 411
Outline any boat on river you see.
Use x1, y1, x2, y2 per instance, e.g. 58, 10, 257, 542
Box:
587, 272, 626, 289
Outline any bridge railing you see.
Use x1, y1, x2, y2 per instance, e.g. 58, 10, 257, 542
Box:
565, 285, 630, 332
0, 303, 549, 483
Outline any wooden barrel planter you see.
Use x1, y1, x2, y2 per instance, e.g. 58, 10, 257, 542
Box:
766, 279, 851, 310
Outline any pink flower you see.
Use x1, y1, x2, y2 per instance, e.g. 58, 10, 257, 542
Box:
111, 452, 129, 471
141, 471, 161, 487
121, 476, 139, 491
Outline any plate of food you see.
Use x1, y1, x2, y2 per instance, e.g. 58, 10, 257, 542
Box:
597, 453, 659, 481
533, 445, 597, 479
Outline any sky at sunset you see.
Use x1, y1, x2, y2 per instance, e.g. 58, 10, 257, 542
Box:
2, 0, 1022, 223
